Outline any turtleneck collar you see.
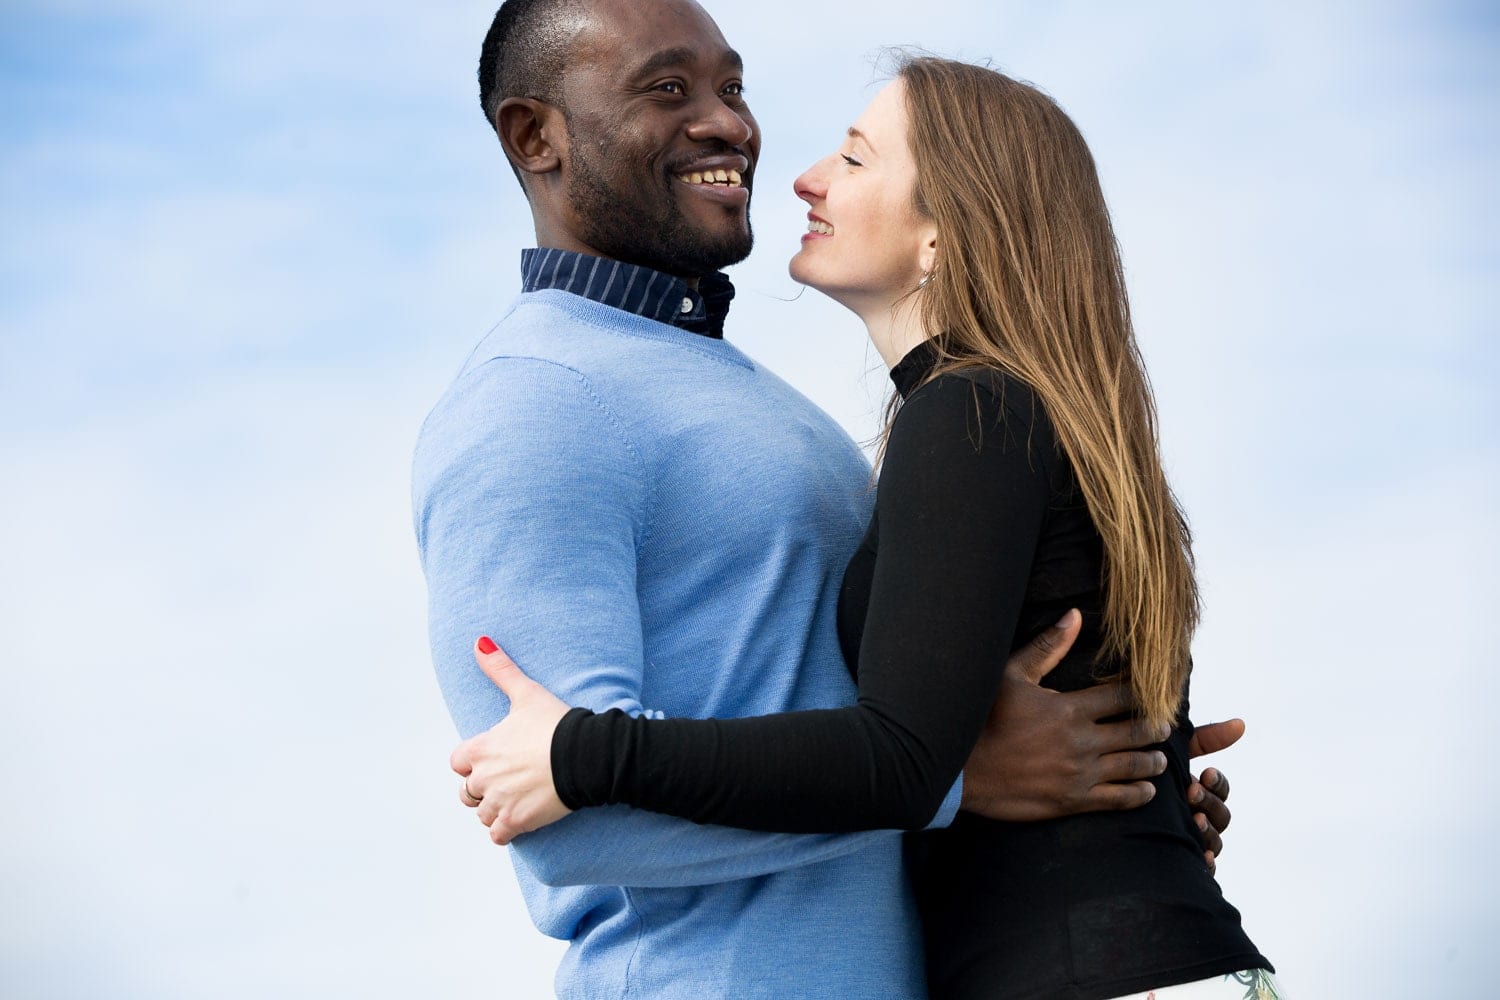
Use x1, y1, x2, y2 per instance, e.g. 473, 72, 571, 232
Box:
889, 338, 942, 400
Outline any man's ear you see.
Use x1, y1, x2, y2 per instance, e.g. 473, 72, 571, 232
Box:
496, 97, 564, 176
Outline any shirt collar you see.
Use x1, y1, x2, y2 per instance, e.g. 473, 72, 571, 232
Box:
520, 248, 735, 339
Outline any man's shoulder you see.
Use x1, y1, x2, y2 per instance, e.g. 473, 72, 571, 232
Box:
416, 350, 632, 466
464, 292, 639, 371
410, 346, 653, 545
431, 293, 642, 408
465, 291, 749, 384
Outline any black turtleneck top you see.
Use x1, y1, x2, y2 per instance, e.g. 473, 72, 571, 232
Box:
552, 342, 1269, 999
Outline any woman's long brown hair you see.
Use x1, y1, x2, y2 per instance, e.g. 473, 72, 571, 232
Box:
893, 56, 1199, 729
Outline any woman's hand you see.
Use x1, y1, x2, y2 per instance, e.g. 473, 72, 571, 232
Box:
450, 636, 574, 845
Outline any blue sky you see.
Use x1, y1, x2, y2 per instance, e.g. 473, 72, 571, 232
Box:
3, 2, 1497, 997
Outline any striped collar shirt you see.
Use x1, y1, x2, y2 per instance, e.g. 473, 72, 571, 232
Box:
520, 248, 735, 340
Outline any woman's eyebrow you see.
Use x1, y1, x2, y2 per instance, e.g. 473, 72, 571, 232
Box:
848, 127, 877, 155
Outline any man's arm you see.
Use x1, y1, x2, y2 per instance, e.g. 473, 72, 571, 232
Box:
414, 355, 891, 886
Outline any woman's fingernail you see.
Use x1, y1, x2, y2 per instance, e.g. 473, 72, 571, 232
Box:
477, 636, 498, 655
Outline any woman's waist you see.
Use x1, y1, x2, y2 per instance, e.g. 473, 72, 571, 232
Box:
916, 765, 1208, 893
908, 802, 1261, 992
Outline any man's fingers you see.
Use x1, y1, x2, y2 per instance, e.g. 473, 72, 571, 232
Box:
1005, 609, 1082, 686
1194, 811, 1224, 858
1187, 718, 1245, 758
1089, 715, 1164, 756
1188, 773, 1232, 837
1079, 780, 1156, 812
1069, 680, 1136, 725
1201, 767, 1230, 802
1096, 750, 1167, 784
472, 635, 532, 699
1136, 717, 1172, 745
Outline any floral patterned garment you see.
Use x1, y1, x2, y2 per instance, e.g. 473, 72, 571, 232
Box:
1111, 968, 1286, 1000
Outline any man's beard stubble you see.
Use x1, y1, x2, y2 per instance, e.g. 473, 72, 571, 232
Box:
566, 135, 753, 279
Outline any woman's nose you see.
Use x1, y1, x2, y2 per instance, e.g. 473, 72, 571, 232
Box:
793, 156, 834, 203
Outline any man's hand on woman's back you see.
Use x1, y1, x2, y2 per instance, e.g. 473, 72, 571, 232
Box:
960, 609, 1241, 869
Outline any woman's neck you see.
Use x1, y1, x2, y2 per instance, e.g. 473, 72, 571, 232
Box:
861, 294, 933, 370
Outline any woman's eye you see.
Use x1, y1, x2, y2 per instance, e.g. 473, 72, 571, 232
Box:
841, 154, 863, 168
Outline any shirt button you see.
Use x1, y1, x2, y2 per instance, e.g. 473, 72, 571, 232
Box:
679, 296, 694, 314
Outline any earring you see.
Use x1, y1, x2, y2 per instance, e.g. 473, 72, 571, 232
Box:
917, 271, 933, 290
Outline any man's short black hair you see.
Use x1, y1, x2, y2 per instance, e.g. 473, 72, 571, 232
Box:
478, 0, 585, 132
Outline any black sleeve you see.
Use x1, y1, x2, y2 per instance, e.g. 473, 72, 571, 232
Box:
552, 374, 1054, 832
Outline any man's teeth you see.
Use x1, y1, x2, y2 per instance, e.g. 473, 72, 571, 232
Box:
680, 168, 744, 186
807, 220, 834, 235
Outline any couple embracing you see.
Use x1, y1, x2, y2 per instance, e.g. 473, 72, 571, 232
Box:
413, 1, 1279, 997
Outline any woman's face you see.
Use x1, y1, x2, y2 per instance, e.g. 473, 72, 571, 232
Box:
789, 79, 935, 314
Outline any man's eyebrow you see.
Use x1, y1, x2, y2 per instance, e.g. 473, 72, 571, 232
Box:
848, 127, 876, 154
630, 46, 744, 81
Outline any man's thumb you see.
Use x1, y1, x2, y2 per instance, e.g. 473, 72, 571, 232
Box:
474, 635, 530, 697
1188, 718, 1246, 758
1010, 609, 1081, 685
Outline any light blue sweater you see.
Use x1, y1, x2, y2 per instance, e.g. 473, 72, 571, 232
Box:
413, 289, 957, 999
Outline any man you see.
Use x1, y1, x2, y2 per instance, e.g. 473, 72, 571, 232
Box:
413, 1, 1237, 996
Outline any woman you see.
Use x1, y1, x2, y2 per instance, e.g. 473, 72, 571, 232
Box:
456, 57, 1278, 1000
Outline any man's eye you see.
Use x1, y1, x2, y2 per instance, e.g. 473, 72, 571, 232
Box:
722, 82, 745, 97
656, 81, 685, 95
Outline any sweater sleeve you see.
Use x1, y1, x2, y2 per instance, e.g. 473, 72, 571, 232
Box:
552, 373, 1055, 832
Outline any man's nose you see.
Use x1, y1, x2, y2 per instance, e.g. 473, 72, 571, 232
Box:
685, 97, 754, 148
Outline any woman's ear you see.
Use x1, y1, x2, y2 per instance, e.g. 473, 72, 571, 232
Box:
918, 227, 939, 280
496, 97, 565, 176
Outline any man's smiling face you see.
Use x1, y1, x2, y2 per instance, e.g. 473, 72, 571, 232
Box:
555, 0, 760, 278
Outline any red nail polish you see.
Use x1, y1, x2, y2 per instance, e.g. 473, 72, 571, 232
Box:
477, 636, 498, 655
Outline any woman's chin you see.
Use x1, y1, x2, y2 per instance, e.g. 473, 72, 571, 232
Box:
788, 258, 829, 297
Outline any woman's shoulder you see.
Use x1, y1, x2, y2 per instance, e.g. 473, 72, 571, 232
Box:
880, 364, 1067, 508
900, 364, 1054, 445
